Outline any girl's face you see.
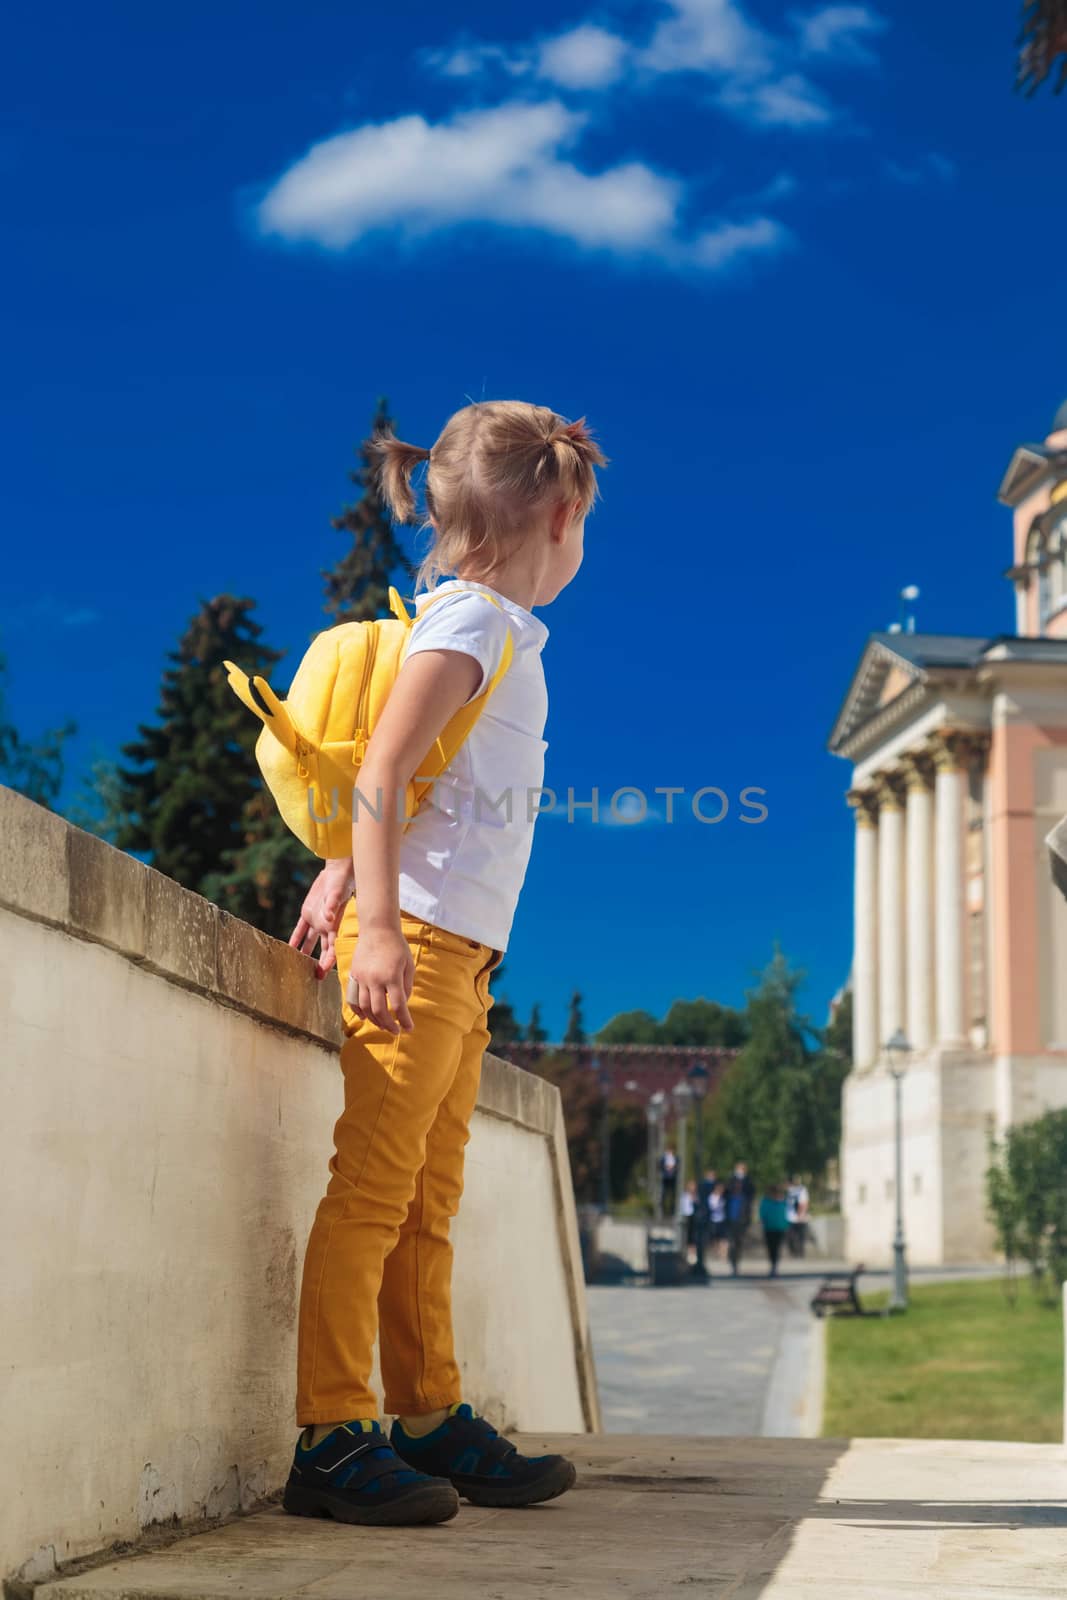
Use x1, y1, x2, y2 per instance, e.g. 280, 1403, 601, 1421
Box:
536, 498, 586, 604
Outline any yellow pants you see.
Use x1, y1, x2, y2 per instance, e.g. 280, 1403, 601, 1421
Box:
295, 898, 502, 1424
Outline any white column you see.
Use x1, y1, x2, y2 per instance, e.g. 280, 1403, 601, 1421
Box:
876, 775, 906, 1053
903, 757, 934, 1051
848, 789, 879, 1068
934, 733, 966, 1046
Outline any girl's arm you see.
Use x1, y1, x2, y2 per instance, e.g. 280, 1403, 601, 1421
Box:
345, 647, 484, 1034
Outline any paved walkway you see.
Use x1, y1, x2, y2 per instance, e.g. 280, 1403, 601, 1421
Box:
588, 1254, 1003, 1439
35, 1434, 1067, 1598
588, 1257, 825, 1437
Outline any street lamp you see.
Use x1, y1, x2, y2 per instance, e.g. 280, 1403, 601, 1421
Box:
671, 1079, 692, 1208
647, 1090, 666, 1220
885, 1028, 911, 1312
687, 1062, 711, 1281
591, 1053, 611, 1215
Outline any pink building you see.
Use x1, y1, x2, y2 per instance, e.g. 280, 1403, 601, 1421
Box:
829, 400, 1067, 1264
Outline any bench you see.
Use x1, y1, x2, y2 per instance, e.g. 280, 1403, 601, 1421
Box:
810, 1264, 866, 1317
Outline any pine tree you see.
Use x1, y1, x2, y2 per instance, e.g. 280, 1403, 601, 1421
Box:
526, 1001, 549, 1043
323, 396, 416, 623
564, 990, 586, 1046
0, 651, 76, 809
113, 595, 290, 893
1018, 0, 1067, 93
487, 964, 522, 1048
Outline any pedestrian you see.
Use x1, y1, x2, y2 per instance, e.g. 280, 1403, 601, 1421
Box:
283, 401, 605, 1526
760, 1184, 789, 1277
660, 1144, 679, 1216
708, 1180, 727, 1260
786, 1175, 810, 1258
680, 1178, 699, 1263
724, 1161, 754, 1276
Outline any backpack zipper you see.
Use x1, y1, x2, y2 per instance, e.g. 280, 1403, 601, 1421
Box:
351, 625, 379, 764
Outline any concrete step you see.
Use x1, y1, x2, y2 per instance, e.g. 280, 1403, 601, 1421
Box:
32, 1433, 1067, 1598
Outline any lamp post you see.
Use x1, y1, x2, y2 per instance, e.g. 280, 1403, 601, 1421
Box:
885, 1028, 911, 1313
647, 1090, 666, 1220
671, 1080, 692, 1211
592, 1053, 611, 1214
688, 1062, 711, 1281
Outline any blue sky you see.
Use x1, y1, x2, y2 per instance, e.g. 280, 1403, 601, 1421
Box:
4, 0, 1066, 1039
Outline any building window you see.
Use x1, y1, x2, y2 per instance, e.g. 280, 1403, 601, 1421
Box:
1028, 514, 1067, 630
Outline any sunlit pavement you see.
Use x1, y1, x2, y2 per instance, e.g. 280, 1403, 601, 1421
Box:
36, 1434, 1067, 1599
587, 1252, 1004, 1437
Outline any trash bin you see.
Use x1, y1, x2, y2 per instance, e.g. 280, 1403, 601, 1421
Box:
646, 1226, 683, 1286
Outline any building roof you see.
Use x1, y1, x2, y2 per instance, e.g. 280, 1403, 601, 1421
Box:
867, 631, 991, 669
828, 630, 1067, 757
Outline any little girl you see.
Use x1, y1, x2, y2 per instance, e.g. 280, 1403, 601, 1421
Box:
282, 400, 605, 1527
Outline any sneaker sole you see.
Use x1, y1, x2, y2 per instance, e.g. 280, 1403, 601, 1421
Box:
282, 1481, 460, 1526
452, 1458, 577, 1508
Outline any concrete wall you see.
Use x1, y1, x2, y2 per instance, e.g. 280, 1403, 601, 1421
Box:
0, 786, 600, 1589
842, 1051, 998, 1266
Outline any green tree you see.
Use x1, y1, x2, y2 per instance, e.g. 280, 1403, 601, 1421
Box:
659, 998, 747, 1048
564, 990, 586, 1046
987, 1108, 1067, 1302
324, 396, 416, 623
112, 595, 310, 932
596, 998, 747, 1048
0, 651, 76, 809
527, 1048, 602, 1202
704, 948, 843, 1187
525, 1001, 548, 1043
596, 1008, 660, 1045
1018, 0, 1067, 94
488, 964, 522, 1048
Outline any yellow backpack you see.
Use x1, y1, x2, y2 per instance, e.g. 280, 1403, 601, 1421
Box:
223, 586, 513, 858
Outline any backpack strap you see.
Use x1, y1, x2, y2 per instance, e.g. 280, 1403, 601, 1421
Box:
388, 584, 515, 699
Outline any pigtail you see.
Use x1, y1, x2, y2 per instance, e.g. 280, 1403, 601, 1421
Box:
545, 416, 609, 504
369, 429, 432, 525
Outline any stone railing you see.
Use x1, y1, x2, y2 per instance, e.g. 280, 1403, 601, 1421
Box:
0, 785, 599, 1589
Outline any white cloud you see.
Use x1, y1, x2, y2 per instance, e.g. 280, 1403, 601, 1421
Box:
794, 5, 887, 64
719, 72, 833, 128
255, 99, 786, 272
641, 0, 772, 76
538, 24, 630, 88
423, 1, 886, 133
423, 41, 529, 79
692, 215, 791, 268
883, 151, 957, 185
422, 24, 630, 91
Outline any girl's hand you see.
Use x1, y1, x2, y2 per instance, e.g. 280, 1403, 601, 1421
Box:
289, 858, 355, 979
346, 925, 415, 1034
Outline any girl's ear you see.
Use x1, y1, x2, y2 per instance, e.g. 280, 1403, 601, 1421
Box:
549, 496, 584, 541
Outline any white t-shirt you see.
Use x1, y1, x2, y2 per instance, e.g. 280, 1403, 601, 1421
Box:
395, 578, 549, 952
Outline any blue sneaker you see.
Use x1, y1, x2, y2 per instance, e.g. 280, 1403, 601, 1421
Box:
283, 1419, 459, 1526
390, 1403, 577, 1507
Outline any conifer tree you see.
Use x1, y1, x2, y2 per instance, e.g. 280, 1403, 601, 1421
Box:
322, 396, 416, 623
526, 1001, 549, 1043
0, 651, 76, 809
113, 595, 289, 894
564, 990, 586, 1046
1018, 0, 1067, 93
487, 964, 522, 1048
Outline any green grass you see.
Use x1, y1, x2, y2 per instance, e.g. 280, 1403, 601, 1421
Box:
822, 1277, 1063, 1442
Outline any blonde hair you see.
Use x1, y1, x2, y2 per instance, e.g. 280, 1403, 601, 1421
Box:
370, 400, 607, 592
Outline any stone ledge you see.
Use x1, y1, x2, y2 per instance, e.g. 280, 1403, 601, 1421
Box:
0, 784, 545, 1134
